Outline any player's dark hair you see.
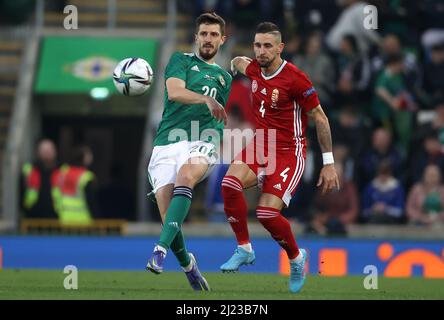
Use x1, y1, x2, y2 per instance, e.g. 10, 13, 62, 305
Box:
196, 12, 225, 36
256, 22, 281, 34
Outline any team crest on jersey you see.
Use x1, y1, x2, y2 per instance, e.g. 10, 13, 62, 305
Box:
252, 80, 258, 93
271, 88, 279, 108
218, 75, 226, 88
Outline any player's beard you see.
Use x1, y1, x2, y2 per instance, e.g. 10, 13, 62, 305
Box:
257, 55, 276, 68
199, 44, 218, 61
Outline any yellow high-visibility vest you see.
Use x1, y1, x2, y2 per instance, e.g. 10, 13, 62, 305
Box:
54, 165, 94, 225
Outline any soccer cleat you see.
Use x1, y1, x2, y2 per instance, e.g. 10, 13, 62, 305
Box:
184, 253, 210, 291
220, 247, 256, 273
146, 247, 166, 274
289, 248, 308, 293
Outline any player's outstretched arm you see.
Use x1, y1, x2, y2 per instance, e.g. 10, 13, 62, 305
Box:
166, 77, 227, 124
230, 56, 252, 76
307, 105, 340, 194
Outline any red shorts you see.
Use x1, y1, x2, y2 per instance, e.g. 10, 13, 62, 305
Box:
233, 139, 306, 207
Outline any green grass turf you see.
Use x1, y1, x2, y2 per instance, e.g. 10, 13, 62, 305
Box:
0, 269, 443, 300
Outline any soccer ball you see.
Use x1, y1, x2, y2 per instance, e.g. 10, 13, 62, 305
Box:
112, 57, 153, 96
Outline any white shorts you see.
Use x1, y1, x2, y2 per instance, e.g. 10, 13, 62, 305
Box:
147, 140, 218, 193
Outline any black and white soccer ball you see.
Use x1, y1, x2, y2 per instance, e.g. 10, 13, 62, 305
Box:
112, 57, 153, 96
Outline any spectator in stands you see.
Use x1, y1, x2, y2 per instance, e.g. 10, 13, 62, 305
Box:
331, 106, 371, 162
406, 164, 444, 226
423, 42, 444, 104
419, 1, 444, 50
373, 53, 417, 155
293, 32, 336, 107
20, 139, 59, 219
362, 161, 405, 224
281, 34, 302, 62
408, 132, 444, 185
336, 34, 372, 105
414, 100, 444, 149
326, 0, 381, 54
360, 127, 403, 189
332, 143, 356, 184
54, 145, 99, 225
305, 162, 358, 236
372, 33, 420, 87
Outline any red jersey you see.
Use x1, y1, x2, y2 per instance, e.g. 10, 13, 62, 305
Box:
245, 59, 320, 157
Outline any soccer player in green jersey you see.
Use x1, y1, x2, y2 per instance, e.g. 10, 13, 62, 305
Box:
146, 13, 232, 291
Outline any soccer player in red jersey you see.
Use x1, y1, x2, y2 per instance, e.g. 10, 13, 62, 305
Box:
220, 22, 340, 293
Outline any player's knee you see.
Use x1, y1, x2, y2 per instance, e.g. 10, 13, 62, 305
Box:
176, 172, 198, 188
221, 176, 243, 197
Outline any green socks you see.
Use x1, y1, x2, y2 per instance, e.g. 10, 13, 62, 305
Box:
158, 186, 193, 266
171, 230, 191, 267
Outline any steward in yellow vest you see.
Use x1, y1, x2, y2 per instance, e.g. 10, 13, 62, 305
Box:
53, 145, 97, 226
20, 139, 59, 218
53, 164, 95, 225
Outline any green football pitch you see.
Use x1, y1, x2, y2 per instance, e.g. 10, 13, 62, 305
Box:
1, 269, 443, 300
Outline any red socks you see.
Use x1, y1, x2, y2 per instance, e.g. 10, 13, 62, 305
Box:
222, 176, 299, 260
221, 176, 250, 245
256, 206, 300, 260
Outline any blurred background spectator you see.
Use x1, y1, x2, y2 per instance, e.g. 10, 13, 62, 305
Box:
54, 145, 99, 225
305, 163, 359, 236
359, 127, 403, 189
362, 161, 405, 224
20, 139, 59, 219
293, 31, 336, 108
326, 0, 381, 54
372, 53, 417, 155
406, 164, 444, 226
422, 42, 444, 105
335, 34, 372, 106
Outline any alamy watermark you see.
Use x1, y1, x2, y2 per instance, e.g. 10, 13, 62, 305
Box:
363, 265, 378, 290
165, 121, 280, 174
363, 5, 378, 30
63, 5, 78, 30
63, 265, 78, 290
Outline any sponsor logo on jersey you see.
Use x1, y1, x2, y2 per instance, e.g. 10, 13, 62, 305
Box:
271, 88, 279, 108
260, 88, 267, 95
204, 74, 216, 81
191, 65, 200, 72
252, 80, 258, 93
303, 87, 316, 97
218, 75, 226, 88
273, 183, 282, 191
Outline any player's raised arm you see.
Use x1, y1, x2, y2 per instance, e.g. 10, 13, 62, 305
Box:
166, 77, 227, 125
307, 105, 340, 194
230, 56, 252, 76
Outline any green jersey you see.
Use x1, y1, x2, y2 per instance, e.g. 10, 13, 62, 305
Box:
153, 52, 232, 147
